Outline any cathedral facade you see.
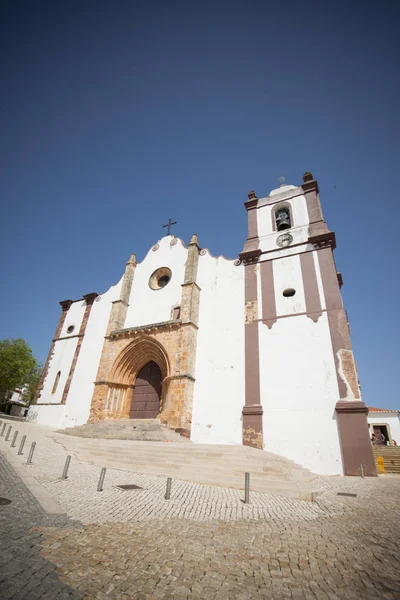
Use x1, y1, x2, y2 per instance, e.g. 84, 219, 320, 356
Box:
29, 173, 377, 477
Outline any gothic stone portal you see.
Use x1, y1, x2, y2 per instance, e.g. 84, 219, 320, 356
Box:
130, 361, 162, 419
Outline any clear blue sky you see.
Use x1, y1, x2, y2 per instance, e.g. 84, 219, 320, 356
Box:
1, 1, 398, 408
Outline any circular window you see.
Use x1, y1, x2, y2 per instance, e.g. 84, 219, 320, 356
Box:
149, 267, 172, 290
67, 325, 75, 334
283, 288, 296, 297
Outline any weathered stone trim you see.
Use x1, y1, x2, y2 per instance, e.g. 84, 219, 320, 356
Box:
33, 299, 73, 404
260, 261, 277, 329
336, 401, 377, 476
105, 254, 137, 335
61, 293, 98, 405
241, 190, 260, 255
54, 334, 83, 342
300, 252, 323, 322
164, 373, 196, 383
109, 319, 182, 339
242, 259, 263, 449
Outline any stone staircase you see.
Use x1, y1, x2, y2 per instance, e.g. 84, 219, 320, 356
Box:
373, 446, 400, 473
57, 419, 189, 443
53, 420, 319, 500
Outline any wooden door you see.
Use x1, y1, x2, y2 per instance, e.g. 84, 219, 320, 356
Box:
130, 361, 162, 419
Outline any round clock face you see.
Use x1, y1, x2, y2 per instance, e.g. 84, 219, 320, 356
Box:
276, 233, 293, 248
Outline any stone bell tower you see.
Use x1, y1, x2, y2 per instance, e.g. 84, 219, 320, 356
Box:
239, 173, 376, 476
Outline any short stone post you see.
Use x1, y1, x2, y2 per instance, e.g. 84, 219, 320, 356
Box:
11, 431, 18, 448
18, 435, 26, 455
62, 456, 71, 480
165, 477, 172, 500
27, 442, 36, 464
244, 472, 250, 504
97, 468, 106, 492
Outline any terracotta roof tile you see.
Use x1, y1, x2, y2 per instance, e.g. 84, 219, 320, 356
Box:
367, 406, 399, 414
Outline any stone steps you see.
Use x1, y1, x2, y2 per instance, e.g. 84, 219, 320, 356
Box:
57, 419, 188, 443
373, 446, 400, 473
53, 433, 318, 500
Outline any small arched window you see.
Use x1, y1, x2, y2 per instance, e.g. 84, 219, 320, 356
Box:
275, 207, 291, 231
52, 371, 61, 394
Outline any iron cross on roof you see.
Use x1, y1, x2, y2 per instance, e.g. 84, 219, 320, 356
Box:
163, 218, 177, 235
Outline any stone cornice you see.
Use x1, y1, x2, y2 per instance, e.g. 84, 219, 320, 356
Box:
108, 319, 182, 339
53, 334, 84, 342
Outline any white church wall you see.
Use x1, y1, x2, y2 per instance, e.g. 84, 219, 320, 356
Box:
40, 337, 79, 405
27, 404, 66, 427
259, 312, 343, 475
59, 278, 123, 428
125, 236, 187, 329
273, 254, 307, 316
367, 413, 400, 444
60, 301, 85, 338
191, 252, 245, 445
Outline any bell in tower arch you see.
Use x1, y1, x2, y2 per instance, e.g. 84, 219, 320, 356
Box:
275, 207, 291, 231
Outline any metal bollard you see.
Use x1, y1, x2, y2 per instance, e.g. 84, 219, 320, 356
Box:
27, 442, 36, 464
360, 464, 364, 478
97, 468, 106, 492
11, 430, 18, 448
1, 423, 6, 436
244, 472, 250, 504
5, 425, 12, 441
18, 435, 26, 455
62, 456, 71, 480
165, 477, 172, 500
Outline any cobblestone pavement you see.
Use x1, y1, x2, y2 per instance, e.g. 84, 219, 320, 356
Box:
0, 454, 82, 600
0, 419, 328, 524
37, 476, 400, 600
1, 418, 400, 599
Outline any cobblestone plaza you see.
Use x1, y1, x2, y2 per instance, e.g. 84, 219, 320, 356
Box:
1, 418, 399, 599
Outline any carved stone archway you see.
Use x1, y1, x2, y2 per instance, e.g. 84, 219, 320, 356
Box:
100, 336, 170, 420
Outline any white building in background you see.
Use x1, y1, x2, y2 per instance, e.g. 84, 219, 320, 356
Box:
367, 407, 400, 446
29, 172, 377, 477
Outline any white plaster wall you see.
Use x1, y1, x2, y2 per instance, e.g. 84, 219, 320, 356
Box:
27, 404, 66, 428
259, 313, 343, 475
273, 254, 306, 316
125, 236, 188, 328
367, 413, 400, 444
60, 301, 85, 338
38, 337, 79, 405
191, 253, 245, 445
59, 278, 123, 428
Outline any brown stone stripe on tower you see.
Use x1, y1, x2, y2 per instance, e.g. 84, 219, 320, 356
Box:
34, 299, 73, 404
300, 252, 322, 322
317, 246, 376, 476
239, 190, 263, 449
61, 293, 98, 405
242, 261, 263, 449
260, 260, 277, 329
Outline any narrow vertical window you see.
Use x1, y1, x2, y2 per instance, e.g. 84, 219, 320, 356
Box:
52, 371, 61, 394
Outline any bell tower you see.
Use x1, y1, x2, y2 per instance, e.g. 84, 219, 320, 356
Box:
239, 173, 376, 476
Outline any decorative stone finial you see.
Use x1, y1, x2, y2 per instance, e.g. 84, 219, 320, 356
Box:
248, 190, 258, 200
126, 253, 136, 265
303, 172, 313, 183
190, 234, 199, 246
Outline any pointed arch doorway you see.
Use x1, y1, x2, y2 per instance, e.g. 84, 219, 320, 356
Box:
130, 361, 162, 419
